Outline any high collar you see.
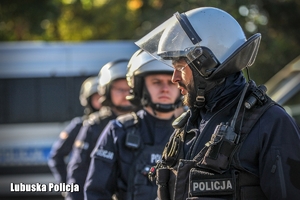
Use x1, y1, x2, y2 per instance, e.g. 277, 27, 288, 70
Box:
203, 71, 246, 112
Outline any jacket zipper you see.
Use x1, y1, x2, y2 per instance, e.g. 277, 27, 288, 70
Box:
271, 149, 286, 198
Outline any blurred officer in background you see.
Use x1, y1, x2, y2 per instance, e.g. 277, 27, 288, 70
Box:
84, 49, 182, 200
135, 6, 300, 200
48, 76, 101, 185
66, 59, 136, 200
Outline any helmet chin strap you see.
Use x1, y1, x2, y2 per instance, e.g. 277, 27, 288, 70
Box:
188, 60, 224, 109
141, 86, 182, 113
148, 98, 182, 113
194, 81, 206, 109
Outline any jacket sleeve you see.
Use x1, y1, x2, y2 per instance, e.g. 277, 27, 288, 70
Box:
84, 120, 119, 200
241, 105, 300, 199
66, 123, 94, 200
48, 117, 83, 184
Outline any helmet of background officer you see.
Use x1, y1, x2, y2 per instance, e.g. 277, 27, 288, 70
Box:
126, 49, 182, 115
79, 76, 101, 115
98, 59, 134, 114
136, 7, 261, 108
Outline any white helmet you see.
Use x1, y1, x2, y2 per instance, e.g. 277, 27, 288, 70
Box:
136, 7, 261, 80
98, 59, 129, 106
126, 49, 182, 112
79, 76, 99, 114
126, 49, 173, 91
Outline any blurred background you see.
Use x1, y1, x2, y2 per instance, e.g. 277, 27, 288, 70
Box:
1, 0, 300, 83
0, 0, 299, 199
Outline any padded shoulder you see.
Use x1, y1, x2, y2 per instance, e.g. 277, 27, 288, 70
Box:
172, 110, 190, 129
116, 112, 139, 128
84, 106, 113, 126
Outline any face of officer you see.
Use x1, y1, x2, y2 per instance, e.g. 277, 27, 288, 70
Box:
90, 93, 102, 111
144, 73, 180, 119
171, 58, 197, 108
110, 79, 131, 111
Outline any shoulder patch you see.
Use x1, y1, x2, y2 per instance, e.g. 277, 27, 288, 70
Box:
98, 106, 113, 119
172, 110, 190, 129
74, 139, 89, 150
86, 112, 101, 125
59, 131, 69, 140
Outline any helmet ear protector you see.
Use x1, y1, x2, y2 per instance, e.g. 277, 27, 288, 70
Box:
187, 47, 220, 78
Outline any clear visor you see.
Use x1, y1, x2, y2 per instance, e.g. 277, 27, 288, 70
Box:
135, 12, 202, 67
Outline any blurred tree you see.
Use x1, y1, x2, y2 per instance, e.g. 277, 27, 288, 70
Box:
0, 0, 61, 40
256, 0, 300, 83
0, 0, 299, 83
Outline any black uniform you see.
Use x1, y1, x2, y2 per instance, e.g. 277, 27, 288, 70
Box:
48, 116, 85, 184
156, 73, 300, 200
66, 107, 116, 200
84, 109, 175, 200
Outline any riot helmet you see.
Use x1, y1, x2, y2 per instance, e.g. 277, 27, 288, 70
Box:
79, 76, 100, 114
126, 49, 182, 112
98, 59, 133, 111
136, 7, 261, 80
136, 7, 261, 108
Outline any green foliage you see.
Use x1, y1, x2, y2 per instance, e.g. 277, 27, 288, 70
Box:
0, 0, 299, 83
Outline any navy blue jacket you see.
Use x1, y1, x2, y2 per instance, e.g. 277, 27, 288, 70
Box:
162, 72, 300, 199
84, 109, 175, 200
182, 99, 300, 199
48, 116, 85, 184
66, 107, 116, 200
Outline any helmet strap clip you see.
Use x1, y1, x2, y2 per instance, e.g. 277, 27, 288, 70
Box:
194, 83, 206, 108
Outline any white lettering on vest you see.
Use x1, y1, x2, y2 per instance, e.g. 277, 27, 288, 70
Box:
192, 179, 233, 192
150, 154, 161, 163
96, 149, 114, 160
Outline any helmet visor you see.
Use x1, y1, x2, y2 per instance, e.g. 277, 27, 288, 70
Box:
135, 12, 202, 67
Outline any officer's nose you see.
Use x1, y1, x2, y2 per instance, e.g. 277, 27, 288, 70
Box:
161, 82, 170, 93
172, 69, 182, 84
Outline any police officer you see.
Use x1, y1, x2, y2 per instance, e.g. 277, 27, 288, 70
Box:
135, 7, 300, 200
84, 49, 182, 200
66, 59, 135, 200
48, 76, 101, 185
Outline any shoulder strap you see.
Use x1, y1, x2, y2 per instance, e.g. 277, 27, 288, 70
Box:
236, 93, 276, 139
97, 106, 113, 119
83, 106, 113, 126
117, 112, 143, 200
116, 112, 139, 129
192, 82, 276, 173
117, 112, 141, 149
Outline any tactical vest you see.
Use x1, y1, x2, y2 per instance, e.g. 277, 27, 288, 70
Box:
116, 112, 170, 200
126, 144, 164, 200
155, 81, 276, 200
